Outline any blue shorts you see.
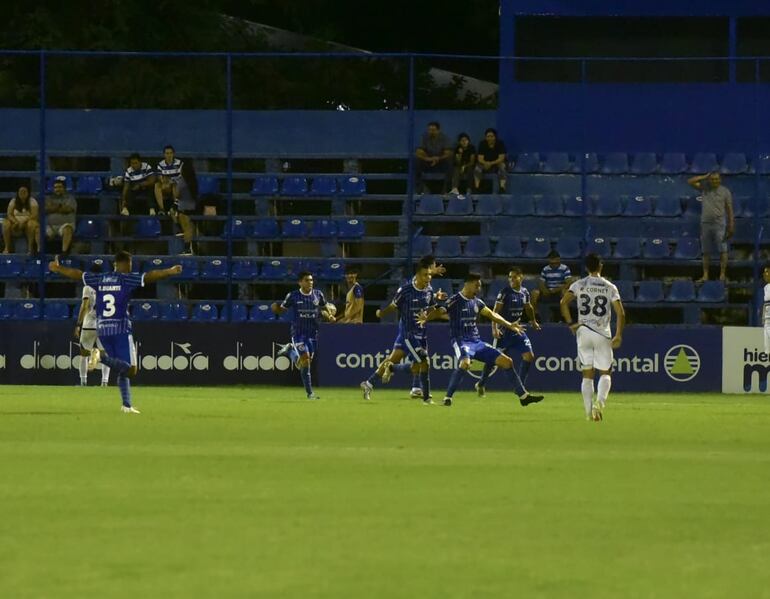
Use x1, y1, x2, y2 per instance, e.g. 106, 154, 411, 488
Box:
393, 332, 429, 362
451, 339, 501, 366
292, 335, 317, 358
100, 333, 137, 367
497, 332, 533, 356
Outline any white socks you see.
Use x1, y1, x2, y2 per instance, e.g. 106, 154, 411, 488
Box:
101, 364, 111, 385
581, 378, 594, 417
597, 374, 611, 408
79, 355, 89, 384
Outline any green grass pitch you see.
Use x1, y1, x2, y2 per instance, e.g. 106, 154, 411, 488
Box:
1, 385, 769, 598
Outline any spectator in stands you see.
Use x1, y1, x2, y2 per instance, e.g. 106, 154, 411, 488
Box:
169, 159, 199, 255
414, 121, 452, 194
688, 171, 734, 282
531, 250, 572, 317
337, 265, 364, 324
474, 128, 508, 193
3, 185, 39, 254
154, 144, 182, 214
449, 133, 476, 197
121, 153, 158, 216
45, 177, 76, 255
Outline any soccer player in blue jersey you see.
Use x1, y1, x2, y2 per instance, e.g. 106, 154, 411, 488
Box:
49, 251, 182, 413
360, 256, 446, 403
475, 266, 540, 397
420, 273, 544, 407
272, 271, 336, 400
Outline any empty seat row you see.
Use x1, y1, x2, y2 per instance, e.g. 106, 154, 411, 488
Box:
616, 280, 726, 303
0, 301, 73, 320
251, 175, 366, 197
131, 301, 313, 322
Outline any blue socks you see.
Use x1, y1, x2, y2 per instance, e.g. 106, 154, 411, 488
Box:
117, 374, 132, 408
446, 368, 467, 398
478, 363, 494, 386
518, 360, 532, 386
99, 354, 130, 376
504, 367, 526, 397
419, 371, 430, 399
300, 366, 313, 396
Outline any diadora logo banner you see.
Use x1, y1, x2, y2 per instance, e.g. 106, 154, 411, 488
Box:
722, 327, 770, 393
137, 341, 209, 371
20, 341, 85, 370
223, 342, 294, 371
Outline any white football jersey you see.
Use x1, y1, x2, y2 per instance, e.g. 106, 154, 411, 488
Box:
81, 285, 97, 329
569, 275, 620, 338
764, 284, 770, 326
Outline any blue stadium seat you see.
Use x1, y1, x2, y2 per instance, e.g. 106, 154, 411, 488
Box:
338, 176, 367, 196
503, 195, 536, 216
337, 218, 365, 239
674, 237, 701, 260
280, 176, 308, 196
0, 255, 25, 278
15, 301, 41, 320
412, 236, 433, 256
523, 237, 551, 259
486, 279, 508, 303
494, 236, 522, 258
132, 301, 160, 321
321, 262, 345, 281
200, 258, 228, 280
541, 152, 572, 173
600, 152, 629, 174
613, 237, 641, 259
731, 196, 747, 218
75, 218, 102, 240
756, 154, 770, 175
585, 237, 611, 258
555, 236, 582, 259
178, 258, 198, 280
653, 196, 682, 217
249, 303, 275, 322
564, 195, 591, 217
575, 153, 599, 173
636, 281, 664, 303
721, 152, 748, 174
309, 176, 338, 196
231, 259, 258, 281
614, 280, 634, 301
228, 303, 249, 323
690, 152, 719, 173
49, 257, 82, 280
593, 195, 623, 217
741, 197, 770, 218
446, 196, 473, 215
682, 196, 703, 219
513, 152, 541, 173
86, 256, 112, 273
475, 195, 502, 215
223, 218, 249, 239
623, 195, 652, 217
642, 238, 670, 259
136, 217, 161, 238
435, 237, 461, 258
464, 236, 491, 257
660, 153, 688, 174
22, 259, 44, 279
45, 176, 73, 193
259, 259, 289, 280
282, 218, 307, 238
697, 281, 726, 303
630, 153, 658, 175
252, 218, 280, 238
142, 257, 175, 272
192, 302, 219, 322
0, 301, 13, 320
197, 176, 219, 196
310, 219, 338, 238
251, 175, 279, 196
666, 280, 696, 302
160, 302, 189, 321
75, 176, 103, 195
44, 302, 70, 320
416, 195, 444, 215
535, 195, 564, 216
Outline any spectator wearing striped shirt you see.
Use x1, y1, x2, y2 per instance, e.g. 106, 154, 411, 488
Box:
154, 145, 182, 214
531, 250, 573, 316
121, 153, 158, 216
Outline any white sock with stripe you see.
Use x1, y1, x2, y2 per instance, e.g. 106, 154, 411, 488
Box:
581, 378, 594, 418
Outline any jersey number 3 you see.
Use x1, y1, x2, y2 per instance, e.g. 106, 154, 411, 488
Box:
102, 293, 116, 317
579, 294, 608, 317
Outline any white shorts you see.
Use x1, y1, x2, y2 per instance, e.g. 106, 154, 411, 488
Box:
764, 326, 770, 354
576, 326, 613, 371
46, 223, 73, 238
79, 328, 103, 351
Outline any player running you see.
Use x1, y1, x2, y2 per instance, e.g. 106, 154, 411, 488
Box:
75, 264, 110, 387
49, 251, 182, 413
560, 253, 625, 421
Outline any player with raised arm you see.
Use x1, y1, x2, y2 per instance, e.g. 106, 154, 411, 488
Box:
475, 266, 540, 397
273, 271, 336, 400
560, 253, 625, 421
49, 251, 182, 413
420, 273, 544, 407
75, 264, 110, 387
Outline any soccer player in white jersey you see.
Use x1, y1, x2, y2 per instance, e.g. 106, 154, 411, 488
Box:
762, 266, 770, 353
75, 265, 110, 387
560, 253, 625, 421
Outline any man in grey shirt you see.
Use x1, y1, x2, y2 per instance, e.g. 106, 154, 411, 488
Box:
414, 121, 452, 194
45, 177, 77, 255
687, 171, 734, 282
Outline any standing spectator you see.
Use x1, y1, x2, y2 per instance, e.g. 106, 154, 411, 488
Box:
337, 265, 364, 324
449, 133, 476, 197
687, 171, 734, 282
474, 128, 508, 193
154, 144, 182, 214
3, 184, 39, 255
121, 153, 158, 216
414, 121, 452, 194
45, 177, 76, 255
531, 250, 572, 318
171, 160, 199, 255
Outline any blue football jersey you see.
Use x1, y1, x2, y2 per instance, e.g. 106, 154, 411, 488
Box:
392, 278, 435, 339
496, 285, 530, 323
281, 288, 327, 339
82, 272, 145, 336
446, 292, 487, 343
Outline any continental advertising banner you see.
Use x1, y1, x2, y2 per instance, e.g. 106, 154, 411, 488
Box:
722, 326, 770, 393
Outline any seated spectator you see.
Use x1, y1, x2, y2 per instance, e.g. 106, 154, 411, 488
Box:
414, 121, 452, 194
170, 159, 199, 255
474, 128, 508, 193
449, 132, 476, 196
45, 177, 76, 255
3, 184, 39, 254
154, 144, 182, 214
531, 250, 572, 318
336, 265, 364, 324
121, 153, 158, 215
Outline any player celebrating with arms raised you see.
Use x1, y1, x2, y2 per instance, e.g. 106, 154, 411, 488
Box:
49, 251, 182, 413
560, 253, 625, 421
